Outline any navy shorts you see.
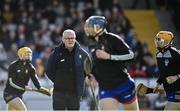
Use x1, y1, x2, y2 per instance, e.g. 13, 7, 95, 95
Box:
99, 79, 136, 104
3, 92, 23, 103
166, 91, 180, 102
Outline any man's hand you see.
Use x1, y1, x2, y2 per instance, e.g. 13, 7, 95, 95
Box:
25, 86, 32, 91
85, 74, 94, 86
166, 75, 179, 84
96, 49, 110, 60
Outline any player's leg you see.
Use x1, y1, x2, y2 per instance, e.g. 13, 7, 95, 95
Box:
123, 97, 139, 111
98, 79, 139, 110
117, 79, 139, 111
7, 102, 16, 111
8, 97, 27, 111
99, 98, 119, 110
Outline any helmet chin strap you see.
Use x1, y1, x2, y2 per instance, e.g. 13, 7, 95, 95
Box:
157, 44, 171, 51
156, 37, 174, 51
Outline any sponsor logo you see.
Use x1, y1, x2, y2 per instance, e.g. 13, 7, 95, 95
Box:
60, 59, 65, 62
124, 94, 131, 98
25, 69, 28, 74
79, 54, 82, 59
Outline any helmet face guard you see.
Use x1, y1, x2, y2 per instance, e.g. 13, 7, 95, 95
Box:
84, 16, 107, 38
154, 31, 174, 50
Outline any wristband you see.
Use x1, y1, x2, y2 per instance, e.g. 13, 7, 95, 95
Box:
177, 74, 180, 79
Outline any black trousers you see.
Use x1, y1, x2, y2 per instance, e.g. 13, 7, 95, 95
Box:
53, 91, 80, 110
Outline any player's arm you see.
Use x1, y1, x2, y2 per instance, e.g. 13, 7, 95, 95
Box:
95, 36, 134, 60
30, 65, 50, 93
8, 64, 25, 91
165, 49, 180, 84
29, 66, 51, 96
30, 65, 41, 89
156, 74, 163, 86
166, 75, 179, 84
110, 50, 134, 61
154, 72, 163, 92
109, 36, 134, 61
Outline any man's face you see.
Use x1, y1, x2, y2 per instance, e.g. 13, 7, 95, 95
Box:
63, 32, 76, 48
84, 23, 96, 38
154, 36, 169, 50
21, 51, 32, 61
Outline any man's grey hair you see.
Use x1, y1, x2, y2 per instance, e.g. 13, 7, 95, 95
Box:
62, 29, 76, 38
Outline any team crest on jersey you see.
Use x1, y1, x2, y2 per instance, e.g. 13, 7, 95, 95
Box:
164, 59, 169, 66
79, 54, 82, 59
25, 69, 28, 74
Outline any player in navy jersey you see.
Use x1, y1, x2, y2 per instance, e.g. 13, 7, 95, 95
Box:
84, 16, 139, 110
153, 31, 180, 110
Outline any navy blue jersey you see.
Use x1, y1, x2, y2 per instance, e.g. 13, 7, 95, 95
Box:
156, 46, 180, 92
90, 32, 134, 89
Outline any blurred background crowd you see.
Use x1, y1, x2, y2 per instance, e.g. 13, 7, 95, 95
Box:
0, 0, 180, 110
